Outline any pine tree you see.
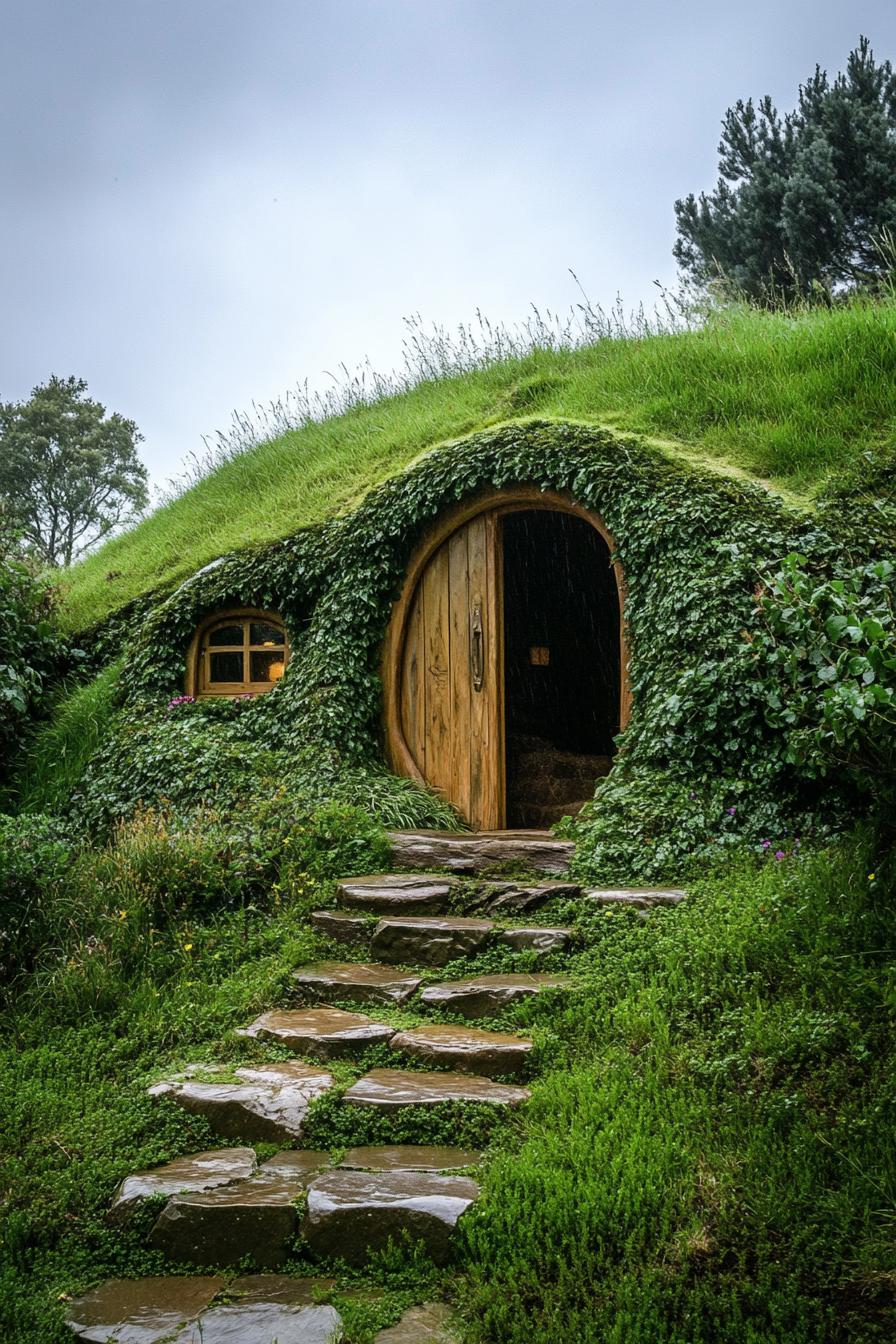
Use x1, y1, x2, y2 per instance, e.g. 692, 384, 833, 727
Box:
674, 37, 896, 301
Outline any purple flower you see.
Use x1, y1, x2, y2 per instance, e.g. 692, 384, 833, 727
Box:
774, 850, 786, 861
761, 839, 771, 849
726, 806, 737, 816
167, 695, 195, 711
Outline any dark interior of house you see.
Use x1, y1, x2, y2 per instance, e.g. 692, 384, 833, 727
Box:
502, 509, 620, 828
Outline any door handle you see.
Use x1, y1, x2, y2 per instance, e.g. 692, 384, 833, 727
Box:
471, 601, 484, 692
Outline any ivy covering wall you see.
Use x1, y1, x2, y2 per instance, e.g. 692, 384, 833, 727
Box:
69, 420, 858, 880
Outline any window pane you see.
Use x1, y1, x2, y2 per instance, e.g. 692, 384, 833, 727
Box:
208, 623, 243, 647
209, 651, 244, 683
250, 621, 285, 647
250, 651, 286, 684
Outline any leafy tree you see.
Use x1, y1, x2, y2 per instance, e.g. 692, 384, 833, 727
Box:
0, 375, 148, 567
0, 528, 69, 784
674, 37, 896, 301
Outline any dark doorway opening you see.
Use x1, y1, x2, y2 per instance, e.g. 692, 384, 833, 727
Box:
502, 510, 620, 828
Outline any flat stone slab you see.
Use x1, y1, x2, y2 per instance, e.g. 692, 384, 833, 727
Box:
420, 972, 569, 1019
339, 1145, 480, 1171
583, 886, 687, 908
374, 1303, 458, 1343
311, 910, 370, 944
109, 1148, 257, 1222
239, 1008, 395, 1058
343, 1067, 529, 1109
293, 961, 422, 1007
498, 925, 572, 954
304, 1169, 479, 1266
371, 916, 493, 966
259, 1150, 331, 1180
148, 1168, 311, 1269
66, 1276, 224, 1342
388, 829, 574, 875
486, 880, 581, 914
335, 874, 461, 914
174, 1290, 343, 1344
390, 1024, 532, 1079
149, 1062, 334, 1142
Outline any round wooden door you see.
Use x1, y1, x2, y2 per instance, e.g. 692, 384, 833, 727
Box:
389, 509, 504, 829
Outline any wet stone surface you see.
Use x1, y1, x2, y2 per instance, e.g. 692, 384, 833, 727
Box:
174, 1298, 343, 1344
343, 1067, 529, 1109
420, 972, 570, 1019
311, 910, 370, 944
292, 961, 422, 1007
370, 916, 494, 967
148, 1170, 309, 1269
498, 925, 573, 954
259, 1150, 331, 1180
339, 1145, 481, 1171
304, 1169, 479, 1266
583, 886, 687, 907
109, 1148, 257, 1222
390, 1023, 532, 1079
335, 874, 461, 915
65, 1275, 224, 1342
148, 1062, 334, 1143
239, 1007, 395, 1058
387, 828, 575, 875
485, 879, 581, 915
374, 1302, 458, 1343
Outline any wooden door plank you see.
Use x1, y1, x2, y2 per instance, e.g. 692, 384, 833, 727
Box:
400, 588, 426, 777
467, 514, 504, 829
447, 524, 472, 823
422, 541, 452, 798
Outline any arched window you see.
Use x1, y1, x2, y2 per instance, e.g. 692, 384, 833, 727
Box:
188, 610, 289, 697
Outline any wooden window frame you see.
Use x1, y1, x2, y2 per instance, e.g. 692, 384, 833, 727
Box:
186, 608, 290, 698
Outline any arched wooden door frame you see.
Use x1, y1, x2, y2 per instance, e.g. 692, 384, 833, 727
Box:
382, 486, 631, 826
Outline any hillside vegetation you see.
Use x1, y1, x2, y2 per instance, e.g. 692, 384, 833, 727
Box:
58, 298, 896, 632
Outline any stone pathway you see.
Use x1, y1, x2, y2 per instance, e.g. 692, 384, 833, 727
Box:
67, 829, 686, 1343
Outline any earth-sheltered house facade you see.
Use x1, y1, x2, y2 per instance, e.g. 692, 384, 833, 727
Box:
78, 419, 849, 881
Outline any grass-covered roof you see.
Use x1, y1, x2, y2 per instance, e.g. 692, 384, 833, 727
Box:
58, 298, 896, 633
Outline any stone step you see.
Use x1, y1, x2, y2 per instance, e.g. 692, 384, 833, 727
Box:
343, 1067, 529, 1109
292, 961, 422, 1006
420, 972, 570, 1019
482, 879, 581, 915
311, 909, 369, 944
374, 1303, 458, 1343
338, 1145, 480, 1171
149, 1062, 334, 1143
335, 873, 460, 914
148, 1168, 312, 1270
66, 1275, 343, 1343
497, 925, 573, 954
238, 1007, 395, 1058
388, 828, 574, 875
584, 886, 687, 908
390, 1023, 532, 1079
370, 915, 494, 966
109, 1147, 258, 1222
303, 1168, 480, 1266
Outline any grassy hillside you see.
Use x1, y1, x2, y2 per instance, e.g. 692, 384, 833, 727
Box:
3, 811, 893, 1342
58, 299, 896, 633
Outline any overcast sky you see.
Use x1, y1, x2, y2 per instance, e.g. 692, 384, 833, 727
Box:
2, 1, 894, 490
